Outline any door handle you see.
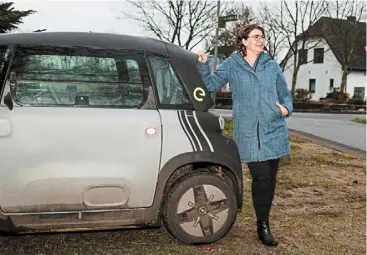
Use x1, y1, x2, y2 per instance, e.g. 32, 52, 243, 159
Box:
0, 119, 11, 137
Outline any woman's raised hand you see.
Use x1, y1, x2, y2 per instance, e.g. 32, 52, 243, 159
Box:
195, 49, 208, 63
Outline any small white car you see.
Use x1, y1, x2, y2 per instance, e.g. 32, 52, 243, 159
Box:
0, 32, 243, 244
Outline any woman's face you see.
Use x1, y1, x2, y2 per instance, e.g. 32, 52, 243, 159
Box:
242, 28, 265, 55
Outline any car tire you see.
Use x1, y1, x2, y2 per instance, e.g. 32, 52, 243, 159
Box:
162, 171, 238, 245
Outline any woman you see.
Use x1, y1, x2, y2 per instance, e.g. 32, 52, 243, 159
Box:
196, 24, 293, 246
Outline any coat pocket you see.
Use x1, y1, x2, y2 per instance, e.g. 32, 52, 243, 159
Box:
264, 99, 282, 121
271, 103, 283, 120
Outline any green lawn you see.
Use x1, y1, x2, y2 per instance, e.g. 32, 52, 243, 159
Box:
352, 117, 366, 124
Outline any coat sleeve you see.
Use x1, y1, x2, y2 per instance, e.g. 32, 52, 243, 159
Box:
196, 58, 229, 93
276, 67, 293, 117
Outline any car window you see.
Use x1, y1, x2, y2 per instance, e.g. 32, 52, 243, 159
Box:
149, 56, 192, 107
0, 46, 8, 78
0, 46, 10, 95
8, 46, 146, 108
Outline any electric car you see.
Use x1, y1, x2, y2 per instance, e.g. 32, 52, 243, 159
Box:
0, 32, 243, 244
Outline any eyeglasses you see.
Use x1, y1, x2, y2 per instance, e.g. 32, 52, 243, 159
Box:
247, 35, 265, 41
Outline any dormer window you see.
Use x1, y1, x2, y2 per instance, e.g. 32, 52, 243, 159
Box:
313, 48, 324, 63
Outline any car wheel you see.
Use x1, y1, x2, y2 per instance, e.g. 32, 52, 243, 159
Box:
162, 171, 238, 244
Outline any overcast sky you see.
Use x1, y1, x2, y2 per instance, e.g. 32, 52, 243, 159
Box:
11, 1, 264, 50
12, 1, 146, 35
12, 1, 263, 33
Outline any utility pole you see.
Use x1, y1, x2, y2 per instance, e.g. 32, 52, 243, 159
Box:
211, 0, 221, 109
213, 0, 221, 71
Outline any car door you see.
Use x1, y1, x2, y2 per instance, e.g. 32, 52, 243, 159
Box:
0, 45, 162, 213
147, 54, 199, 167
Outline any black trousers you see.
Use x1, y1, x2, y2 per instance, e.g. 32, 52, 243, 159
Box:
247, 158, 280, 222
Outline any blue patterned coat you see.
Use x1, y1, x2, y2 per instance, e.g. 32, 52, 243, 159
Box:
197, 51, 293, 163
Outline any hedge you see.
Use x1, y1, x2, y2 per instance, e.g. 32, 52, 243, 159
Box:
214, 92, 366, 112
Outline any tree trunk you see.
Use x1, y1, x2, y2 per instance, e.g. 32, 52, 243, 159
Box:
290, 42, 299, 97
339, 64, 348, 101
291, 62, 300, 97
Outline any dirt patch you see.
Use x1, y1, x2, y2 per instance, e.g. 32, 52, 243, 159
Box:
0, 136, 365, 255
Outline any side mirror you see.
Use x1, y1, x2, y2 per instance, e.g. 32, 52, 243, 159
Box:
4, 92, 13, 111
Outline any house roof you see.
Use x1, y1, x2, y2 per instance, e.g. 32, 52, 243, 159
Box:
304, 16, 366, 70
281, 16, 366, 71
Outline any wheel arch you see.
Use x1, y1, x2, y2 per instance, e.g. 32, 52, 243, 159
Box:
145, 152, 243, 225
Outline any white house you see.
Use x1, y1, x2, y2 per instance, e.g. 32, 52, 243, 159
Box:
281, 16, 366, 101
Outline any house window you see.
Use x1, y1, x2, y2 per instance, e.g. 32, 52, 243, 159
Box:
313, 48, 324, 63
309, 79, 316, 93
329, 79, 334, 89
353, 87, 365, 99
298, 49, 308, 65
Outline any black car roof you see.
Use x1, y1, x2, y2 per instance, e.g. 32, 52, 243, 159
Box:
0, 32, 170, 56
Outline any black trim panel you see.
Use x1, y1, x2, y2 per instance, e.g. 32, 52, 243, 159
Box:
165, 43, 214, 112
179, 110, 200, 151
177, 110, 195, 151
185, 110, 211, 153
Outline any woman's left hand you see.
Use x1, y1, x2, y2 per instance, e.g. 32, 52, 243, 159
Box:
276, 102, 288, 117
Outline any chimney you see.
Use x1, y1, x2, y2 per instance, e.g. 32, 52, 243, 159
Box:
347, 16, 356, 22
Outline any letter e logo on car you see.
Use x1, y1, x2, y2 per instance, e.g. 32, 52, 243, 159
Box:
193, 87, 206, 102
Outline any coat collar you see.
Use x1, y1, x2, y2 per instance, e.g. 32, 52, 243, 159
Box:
231, 50, 272, 73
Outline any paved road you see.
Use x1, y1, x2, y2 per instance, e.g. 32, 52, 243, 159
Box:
212, 109, 366, 152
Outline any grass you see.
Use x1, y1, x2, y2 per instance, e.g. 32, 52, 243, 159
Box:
352, 117, 366, 124
0, 119, 365, 255
222, 118, 234, 137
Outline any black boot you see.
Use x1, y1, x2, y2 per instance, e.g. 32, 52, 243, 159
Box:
257, 220, 278, 246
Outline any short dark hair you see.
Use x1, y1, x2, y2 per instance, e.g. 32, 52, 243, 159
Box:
236, 24, 265, 55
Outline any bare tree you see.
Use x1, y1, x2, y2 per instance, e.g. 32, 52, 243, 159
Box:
120, 0, 217, 51
259, 0, 328, 96
324, 0, 366, 99
258, 4, 288, 61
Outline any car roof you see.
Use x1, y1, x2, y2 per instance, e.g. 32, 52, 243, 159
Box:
0, 32, 170, 57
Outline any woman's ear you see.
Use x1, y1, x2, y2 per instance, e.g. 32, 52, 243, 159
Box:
242, 38, 247, 47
